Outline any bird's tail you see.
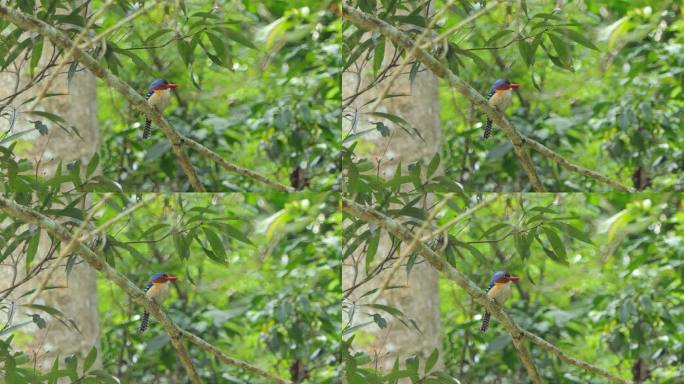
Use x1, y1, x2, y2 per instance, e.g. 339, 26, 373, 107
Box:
483, 119, 493, 139
480, 311, 491, 333
143, 119, 152, 139
139, 311, 150, 333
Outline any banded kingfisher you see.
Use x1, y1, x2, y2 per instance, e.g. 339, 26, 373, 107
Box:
483, 79, 520, 139
480, 270, 520, 333
139, 272, 177, 333
143, 79, 177, 139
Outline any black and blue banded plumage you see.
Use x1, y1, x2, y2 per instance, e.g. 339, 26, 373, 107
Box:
479, 279, 496, 332
138, 280, 154, 333
483, 88, 497, 139
142, 89, 155, 139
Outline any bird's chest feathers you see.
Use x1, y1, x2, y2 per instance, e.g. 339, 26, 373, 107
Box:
146, 282, 170, 304
488, 89, 513, 111
148, 89, 171, 110
487, 282, 512, 304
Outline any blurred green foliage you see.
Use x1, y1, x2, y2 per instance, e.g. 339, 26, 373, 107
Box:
0, 0, 340, 191
96, 193, 341, 383
343, 191, 683, 383
0, 191, 340, 383
438, 193, 683, 383
343, 0, 682, 192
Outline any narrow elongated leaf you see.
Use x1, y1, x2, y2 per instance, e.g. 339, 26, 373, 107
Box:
203, 227, 226, 261
543, 227, 567, 261
559, 28, 600, 51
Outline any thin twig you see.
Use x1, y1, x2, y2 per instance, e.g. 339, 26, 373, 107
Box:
420, 195, 498, 243
368, 193, 454, 305
27, 193, 113, 305
180, 329, 293, 384
368, 0, 455, 113
420, 1, 500, 50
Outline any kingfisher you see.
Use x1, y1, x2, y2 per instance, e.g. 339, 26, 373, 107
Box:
480, 270, 520, 333
142, 79, 177, 139
139, 272, 177, 333
483, 79, 520, 139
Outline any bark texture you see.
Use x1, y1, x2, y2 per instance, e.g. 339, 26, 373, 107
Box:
342, 19, 443, 375
0, 39, 100, 372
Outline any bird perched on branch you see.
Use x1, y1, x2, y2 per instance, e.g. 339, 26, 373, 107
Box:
480, 270, 519, 333
483, 79, 520, 139
143, 79, 177, 139
139, 272, 177, 333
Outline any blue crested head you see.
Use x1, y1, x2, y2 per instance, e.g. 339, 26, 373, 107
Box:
148, 272, 177, 283
489, 270, 520, 284
148, 79, 166, 91
147, 79, 177, 92
490, 79, 520, 91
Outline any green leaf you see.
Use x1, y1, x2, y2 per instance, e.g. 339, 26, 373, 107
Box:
203, 227, 226, 261
486, 333, 512, 353
485, 29, 514, 45
223, 28, 256, 49
425, 348, 439, 373
543, 227, 567, 262
26, 231, 39, 275
518, 38, 534, 67
548, 33, 573, 70
550, 222, 594, 245
82, 346, 97, 374
86, 152, 99, 177
176, 39, 193, 66
427, 153, 440, 178
373, 37, 385, 75
558, 28, 600, 51
365, 231, 380, 273
480, 223, 511, 239
218, 223, 253, 245
30, 36, 43, 76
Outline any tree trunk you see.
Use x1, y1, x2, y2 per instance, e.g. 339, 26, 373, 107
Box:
342, 25, 443, 375
0, 36, 100, 372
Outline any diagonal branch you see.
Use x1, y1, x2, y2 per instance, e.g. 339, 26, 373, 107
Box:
524, 138, 634, 192
343, 5, 544, 192
342, 5, 635, 193
0, 196, 293, 384
0, 5, 204, 192
342, 197, 542, 383
341, 197, 631, 384
0, 5, 295, 193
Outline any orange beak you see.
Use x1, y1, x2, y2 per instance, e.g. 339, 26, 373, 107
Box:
508, 83, 520, 89
507, 274, 520, 282
160, 83, 177, 90
165, 275, 177, 281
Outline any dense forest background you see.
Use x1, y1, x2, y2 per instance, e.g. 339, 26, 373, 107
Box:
1, 0, 340, 192
1, 192, 340, 383
341, 1, 683, 383
343, 0, 682, 192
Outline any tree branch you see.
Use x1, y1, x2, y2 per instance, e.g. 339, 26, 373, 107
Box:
0, 5, 295, 193
0, 5, 205, 192
179, 329, 293, 384
341, 197, 631, 384
342, 5, 634, 193
524, 138, 634, 192
0, 196, 293, 384
343, 5, 544, 192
